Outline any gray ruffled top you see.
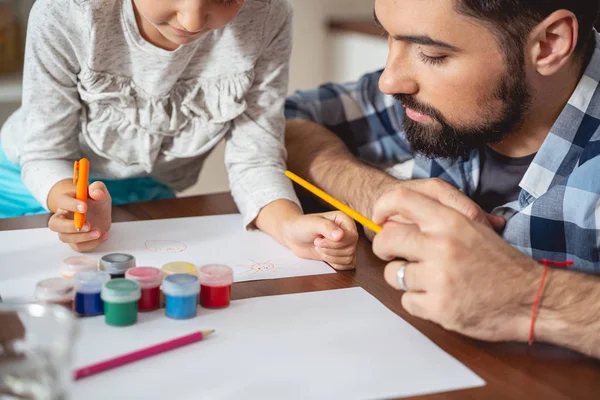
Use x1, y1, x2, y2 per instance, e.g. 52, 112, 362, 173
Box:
1, 0, 299, 227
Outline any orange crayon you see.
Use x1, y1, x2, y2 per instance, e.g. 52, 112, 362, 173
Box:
73, 158, 89, 231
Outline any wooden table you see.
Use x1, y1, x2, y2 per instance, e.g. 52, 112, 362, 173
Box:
1, 193, 599, 399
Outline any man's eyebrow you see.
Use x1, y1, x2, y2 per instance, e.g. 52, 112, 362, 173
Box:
395, 35, 460, 51
373, 9, 460, 52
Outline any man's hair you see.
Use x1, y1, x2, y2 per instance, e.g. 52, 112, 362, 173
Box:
456, 0, 600, 66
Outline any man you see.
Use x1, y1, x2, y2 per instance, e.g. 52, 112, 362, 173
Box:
285, 0, 600, 356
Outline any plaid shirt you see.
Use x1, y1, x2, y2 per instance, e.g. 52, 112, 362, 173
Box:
285, 33, 600, 275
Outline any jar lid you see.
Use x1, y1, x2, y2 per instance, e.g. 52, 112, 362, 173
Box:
161, 262, 197, 276
125, 267, 162, 288
74, 271, 111, 294
198, 264, 234, 287
100, 253, 136, 275
162, 274, 200, 297
60, 256, 98, 278
101, 279, 141, 303
35, 278, 75, 302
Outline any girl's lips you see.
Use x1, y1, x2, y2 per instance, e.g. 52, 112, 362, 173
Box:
171, 26, 202, 36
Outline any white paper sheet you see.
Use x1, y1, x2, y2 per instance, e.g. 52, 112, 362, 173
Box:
0, 215, 335, 301
70, 287, 484, 399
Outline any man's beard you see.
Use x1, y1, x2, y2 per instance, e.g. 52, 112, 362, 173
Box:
395, 64, 532, 159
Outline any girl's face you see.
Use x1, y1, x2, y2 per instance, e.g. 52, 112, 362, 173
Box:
132, 0, 246, 50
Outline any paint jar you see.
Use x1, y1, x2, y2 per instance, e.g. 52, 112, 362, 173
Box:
101, 279, 141, 327
60, 256, 98, 278
161, 261, 198, 278
125, 267, 161, 312
160, 262, 198, 308
162, 274, 199, 320
74, 271, 110, 317
100, 253, 136, 279
198, 265, 233, 309
35, 278, 75, 309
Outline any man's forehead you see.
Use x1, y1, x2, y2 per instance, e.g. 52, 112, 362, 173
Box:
374, 0, 499, 51
374, 0, 462, 25
376, 0, 457, 13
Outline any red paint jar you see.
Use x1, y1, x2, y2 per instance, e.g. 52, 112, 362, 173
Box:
198, 264, 233, 309
125, 267, 162, 312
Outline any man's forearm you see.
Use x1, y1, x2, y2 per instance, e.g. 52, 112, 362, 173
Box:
285, 119, 401, 218
535, 268, 600, 358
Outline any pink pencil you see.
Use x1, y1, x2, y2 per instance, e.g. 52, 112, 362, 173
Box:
74, 330, 215, 381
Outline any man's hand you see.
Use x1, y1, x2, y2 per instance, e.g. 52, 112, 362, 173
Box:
372, 187, 537, 343
362, 178, 505, 240
396, 178, 505, 229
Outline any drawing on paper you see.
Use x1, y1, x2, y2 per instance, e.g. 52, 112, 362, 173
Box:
237, 260, 277, 275
144, 240, 188, 253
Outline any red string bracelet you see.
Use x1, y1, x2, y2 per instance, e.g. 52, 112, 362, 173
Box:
528, 259, 574, 345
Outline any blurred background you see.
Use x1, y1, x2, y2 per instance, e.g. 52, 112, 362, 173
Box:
0, 0, 388, 197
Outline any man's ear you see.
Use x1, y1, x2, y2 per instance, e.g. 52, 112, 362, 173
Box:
527, 10, 578, 76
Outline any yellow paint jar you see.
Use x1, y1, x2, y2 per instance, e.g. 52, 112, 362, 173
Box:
161, 262, 198, 279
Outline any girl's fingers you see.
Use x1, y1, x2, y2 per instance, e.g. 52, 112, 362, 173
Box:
314, 236, 356, 249
56, 192, 87, 214
49, 213, 90, 234
57, 228, 102, 244
319, 251, 356, 270
316, 245, 355, 257
326, 259, 356, 271
88, 181, 110, 202
68, 233, 109, 253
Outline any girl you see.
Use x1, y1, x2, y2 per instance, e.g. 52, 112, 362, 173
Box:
0, 0, 358, 270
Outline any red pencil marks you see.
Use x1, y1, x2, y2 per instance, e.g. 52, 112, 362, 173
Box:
144, 240, 187, 253
237, 260, 277, 275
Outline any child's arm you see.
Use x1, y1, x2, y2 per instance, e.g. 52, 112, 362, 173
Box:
13, 1, 112, 252
224, 1, 358, 267
16, 0, 85, 211
255, 199, 358, 270
225, 0, 300, 229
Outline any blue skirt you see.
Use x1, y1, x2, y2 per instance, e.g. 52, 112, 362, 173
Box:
0, 145, 176, 219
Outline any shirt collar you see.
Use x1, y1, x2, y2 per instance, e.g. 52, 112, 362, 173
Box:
519, 31, 600, 200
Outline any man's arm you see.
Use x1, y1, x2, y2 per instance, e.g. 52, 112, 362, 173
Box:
286, 119, 505, 231
285, 119, 401, 218
535, 269, 600, 357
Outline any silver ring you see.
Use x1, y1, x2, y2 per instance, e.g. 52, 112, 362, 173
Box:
396, 264, 409, 291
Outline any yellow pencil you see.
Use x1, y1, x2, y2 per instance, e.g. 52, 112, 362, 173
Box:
285, 170, 382, 234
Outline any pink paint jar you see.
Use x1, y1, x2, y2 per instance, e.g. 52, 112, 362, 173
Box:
198, 265, 234, 309
125, 267, 162, 312
60, 256, 98, 278
35, 278, 75, 309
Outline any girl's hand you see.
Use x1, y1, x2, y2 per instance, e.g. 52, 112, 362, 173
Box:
281, 211, 359, 270
48, 181, 112, 252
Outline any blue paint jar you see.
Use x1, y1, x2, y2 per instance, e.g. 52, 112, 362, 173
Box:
74, 271, 110, 317
162, 274, 200, 320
